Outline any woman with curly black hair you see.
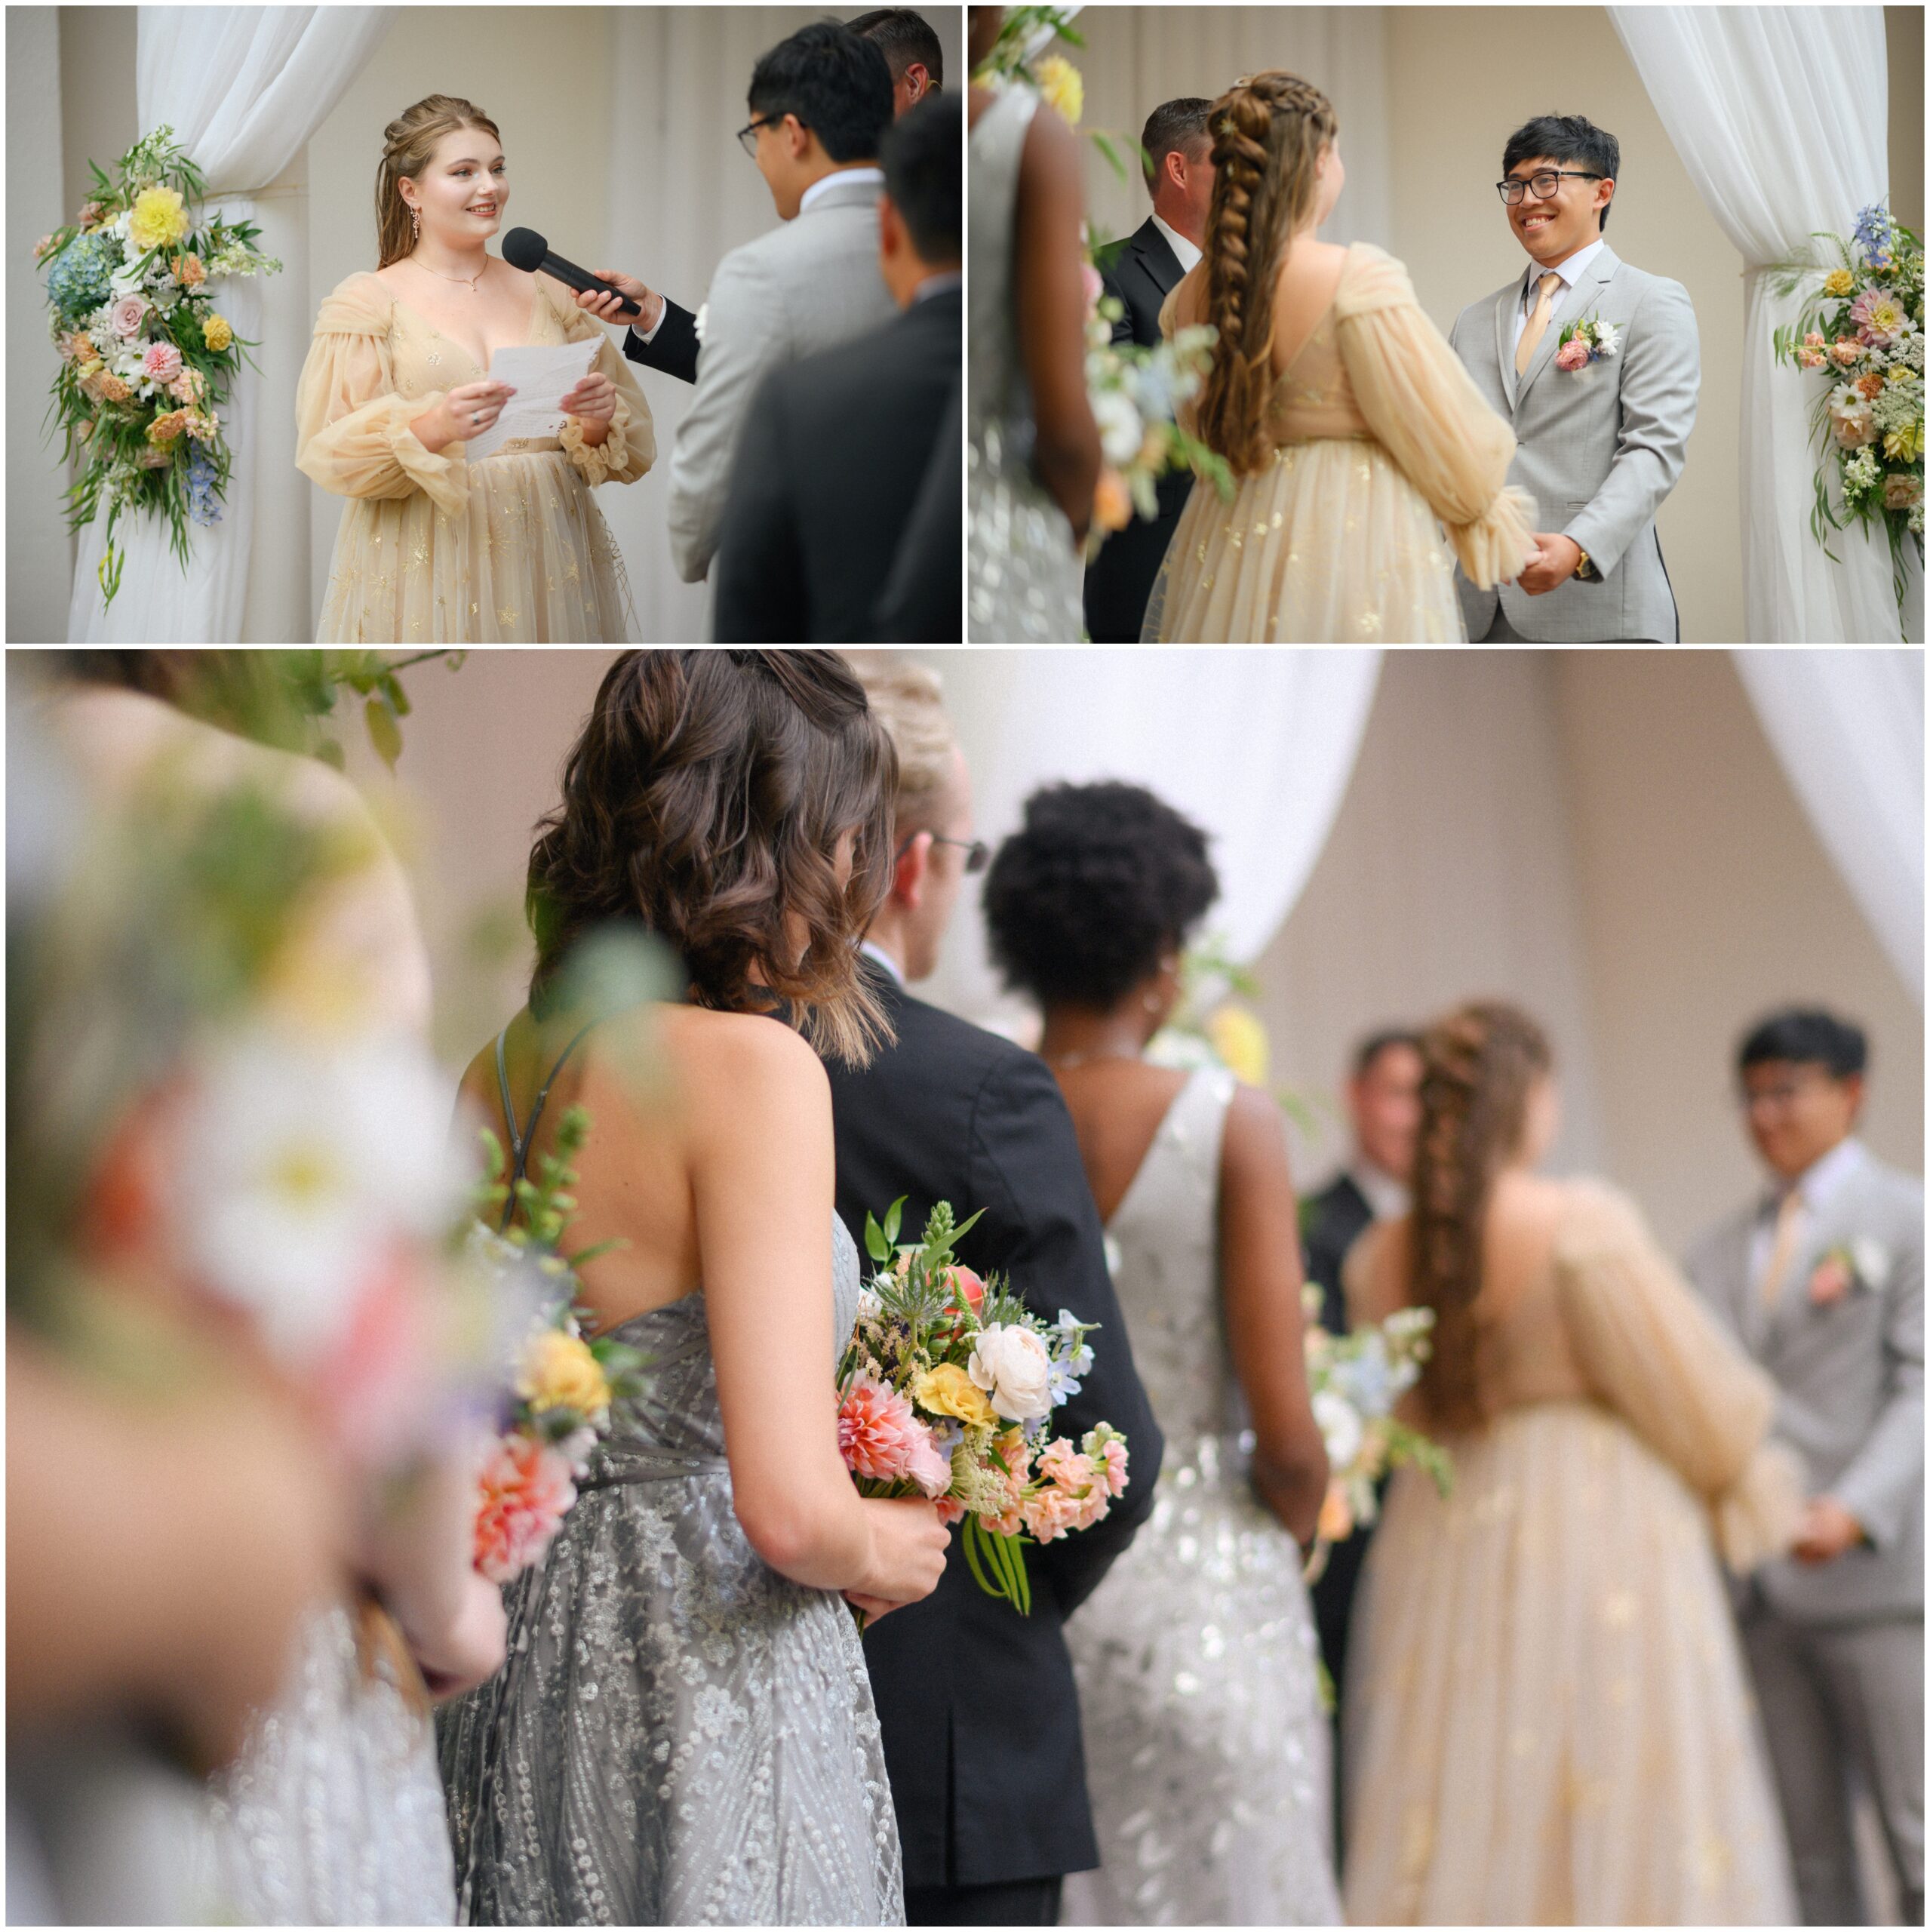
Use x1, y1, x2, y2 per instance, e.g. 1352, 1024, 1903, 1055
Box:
441, 651, 947, 1924
983, 781, 1340, 1924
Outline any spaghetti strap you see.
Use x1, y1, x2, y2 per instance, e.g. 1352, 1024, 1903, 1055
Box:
495, 1021, 597, 1232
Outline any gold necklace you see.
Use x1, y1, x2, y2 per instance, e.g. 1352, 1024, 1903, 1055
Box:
412, 253, 487, 294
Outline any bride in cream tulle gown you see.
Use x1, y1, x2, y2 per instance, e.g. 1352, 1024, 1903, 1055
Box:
1144, 72, 1534, 644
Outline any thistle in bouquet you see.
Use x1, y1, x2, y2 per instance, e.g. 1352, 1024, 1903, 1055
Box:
1770, 200, 1924, 632
1300, 1293, 1450, 1585
35, 125, 282, 604
466, 1103, 650, 1584
837, 1197, 1131, 1619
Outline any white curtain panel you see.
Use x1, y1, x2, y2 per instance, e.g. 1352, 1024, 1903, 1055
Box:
69, 6, 388, 642
1610, 6, 1916, 644
924, 648, 1382, 1024
1071, 6, 1391, 254
1732, 648, 1925, 1001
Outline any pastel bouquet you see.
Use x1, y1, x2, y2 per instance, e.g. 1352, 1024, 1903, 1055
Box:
837, 1197, 1129, 1614
1554, 312, 1621, 372
1770, 201, 1925, 633
1300, 1295, 1450, 1581
34, 125, 281, 604
467, 1102, 649, 1584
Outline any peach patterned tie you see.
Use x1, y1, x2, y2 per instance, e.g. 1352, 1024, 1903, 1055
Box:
1758, 1186, 1804, 1310
1514, 271, 1563, 377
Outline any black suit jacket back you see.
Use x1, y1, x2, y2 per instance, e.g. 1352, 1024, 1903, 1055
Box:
715, 288, 961, 643
1082, 218, 1195, 642
824, 964, 1164, 1888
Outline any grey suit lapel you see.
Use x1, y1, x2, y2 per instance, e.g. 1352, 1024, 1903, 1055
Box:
1516, 245, 1620, 408
1496, 282, 1520, 411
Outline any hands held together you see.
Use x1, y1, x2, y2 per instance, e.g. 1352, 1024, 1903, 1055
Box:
1513, 531, 1584, 595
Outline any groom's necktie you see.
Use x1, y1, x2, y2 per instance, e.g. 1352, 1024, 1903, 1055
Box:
1515, 271, 1563, 377
1757, 1185, 1806, 1310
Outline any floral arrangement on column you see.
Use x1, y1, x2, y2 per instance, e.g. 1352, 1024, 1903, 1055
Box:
34, 126, 281, 605
1772, 202, 1925, 635
973, 7, 1234, 562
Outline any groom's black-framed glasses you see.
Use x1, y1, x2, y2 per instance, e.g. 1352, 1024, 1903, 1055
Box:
737, 114, 802, 157
1496, 168, 1607, 205
894, 831, 990, 873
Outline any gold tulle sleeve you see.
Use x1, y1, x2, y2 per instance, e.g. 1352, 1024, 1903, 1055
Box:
544, 279, 656, 487
296, 275, 466, 515
1334, 245, 1536, 589
1554, 1180, 1805, 1570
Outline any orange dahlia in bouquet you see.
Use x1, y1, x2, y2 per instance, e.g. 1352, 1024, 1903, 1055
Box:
838, 1198, 1131, 1615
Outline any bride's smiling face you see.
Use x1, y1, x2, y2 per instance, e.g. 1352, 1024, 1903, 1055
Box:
400, 128, 509, 248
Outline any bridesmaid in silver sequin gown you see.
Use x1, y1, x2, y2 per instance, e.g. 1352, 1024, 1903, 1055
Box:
1061, 1069, 1341, 1924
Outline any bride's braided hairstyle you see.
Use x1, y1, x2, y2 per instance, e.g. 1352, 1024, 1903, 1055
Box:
375, 95, 500, 269
526, 651, 897, 1066
1195, 72, 1337, 478
1409, 1001, 1552, 1432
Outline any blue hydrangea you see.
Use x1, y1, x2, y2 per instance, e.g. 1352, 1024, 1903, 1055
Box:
186, 437, 222, 527
45, 230, 121, 319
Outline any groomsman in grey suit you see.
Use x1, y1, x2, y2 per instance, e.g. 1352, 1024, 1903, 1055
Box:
577, 23, 897, 589
1449, 115, 1700, 641
1685, 1008, 1923, 1926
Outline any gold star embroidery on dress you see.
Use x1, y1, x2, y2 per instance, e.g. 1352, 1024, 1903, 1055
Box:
498, 606, 518, 628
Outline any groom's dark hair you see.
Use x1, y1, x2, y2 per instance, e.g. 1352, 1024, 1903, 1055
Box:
1501, 114, 1619, 232
1738, 1008, 1869, 1081
880, 93, 961, 263
847, 9, 944, 90
749, 22, 894, 163
1141, 97, 1212, 195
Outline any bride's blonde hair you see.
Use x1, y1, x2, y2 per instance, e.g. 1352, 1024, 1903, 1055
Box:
1194, 72, 1338, 478
375, 94, 502, 269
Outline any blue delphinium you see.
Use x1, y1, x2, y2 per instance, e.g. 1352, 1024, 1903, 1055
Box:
46, 230, 121, 320
1853, 202, 1897, 272
186, 438, 222, 527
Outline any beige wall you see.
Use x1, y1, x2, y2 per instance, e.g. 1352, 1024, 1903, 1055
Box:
1556, 650, 1923, 1247
1888, 5, 1924, 233
1385, 6, 1744, 643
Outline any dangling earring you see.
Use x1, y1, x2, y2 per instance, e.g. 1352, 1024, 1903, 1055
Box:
409, 203, 420, 244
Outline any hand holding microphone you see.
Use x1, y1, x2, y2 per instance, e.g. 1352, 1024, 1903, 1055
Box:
500, 226, 662, 331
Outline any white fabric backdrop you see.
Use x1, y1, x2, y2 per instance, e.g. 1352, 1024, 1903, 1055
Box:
1732, 648, 1925, 1002
1611, 5, 1921, 644
1070, 6, 1391, 254
919, 648, 1382, 1025
68, 7, 387, 643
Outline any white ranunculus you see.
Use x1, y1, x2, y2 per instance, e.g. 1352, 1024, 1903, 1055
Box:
1312, 1388, 1363, 1471
1851, 1237, 1892, 1289
967, 1322, 1054, 1422
1092, 388, 1145, 466
177, 1026, 469, 1359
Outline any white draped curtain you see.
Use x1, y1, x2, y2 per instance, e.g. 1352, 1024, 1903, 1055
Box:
1611, 6, 1920, 644
68, 7, 387, 642
1732, 648, 1925, 1002
924, 648, 1382, 1024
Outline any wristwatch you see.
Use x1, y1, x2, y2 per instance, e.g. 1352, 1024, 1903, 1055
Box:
1572, 546, 1600, 583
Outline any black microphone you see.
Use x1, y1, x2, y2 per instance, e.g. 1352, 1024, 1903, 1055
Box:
500, 226, 646, 322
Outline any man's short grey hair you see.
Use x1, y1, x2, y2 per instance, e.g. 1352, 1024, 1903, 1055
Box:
1141, 97, 1212, 195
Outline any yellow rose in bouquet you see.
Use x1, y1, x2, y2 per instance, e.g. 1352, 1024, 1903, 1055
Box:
203, 312, 234, 352
516, 1327, 612, 1417
1034, 54, 1083, 126
912, 1361, 997, 1428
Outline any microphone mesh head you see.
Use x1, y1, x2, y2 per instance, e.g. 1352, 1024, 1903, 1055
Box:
500, 226, 546, 272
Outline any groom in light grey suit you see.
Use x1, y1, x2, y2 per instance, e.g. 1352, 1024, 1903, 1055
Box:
1686, 1008, 1923, 1927
579, 21, 897, 592
1449, 115, 1699, 641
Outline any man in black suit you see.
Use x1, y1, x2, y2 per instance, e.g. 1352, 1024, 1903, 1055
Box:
1082, 97, 1215, 643
1299, 1025, 1423, 1857
824, 659, 1163, 1926
713, 94, 961, 641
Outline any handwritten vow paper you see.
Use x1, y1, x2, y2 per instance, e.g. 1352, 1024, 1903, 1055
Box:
464, 340, 598, 460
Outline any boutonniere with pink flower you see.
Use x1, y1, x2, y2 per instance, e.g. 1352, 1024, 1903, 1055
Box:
1554, 313, 1621, 371
1809, 1238, 1892, 1308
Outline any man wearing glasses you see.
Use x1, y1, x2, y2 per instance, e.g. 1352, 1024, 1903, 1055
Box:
573, 21, 896, 594
1448, 113, 1700, 641
1686, 1008, 1923, 1927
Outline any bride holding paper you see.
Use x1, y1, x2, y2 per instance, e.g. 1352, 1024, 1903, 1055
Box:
296, 94, 653, 643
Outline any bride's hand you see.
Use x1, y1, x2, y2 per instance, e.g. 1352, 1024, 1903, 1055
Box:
576, 269, 665, 334
560, 372, 618, 423
416, 378, 515, 453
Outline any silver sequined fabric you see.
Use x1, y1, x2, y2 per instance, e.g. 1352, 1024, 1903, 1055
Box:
968, 82, 1085, 644
1062, 1069, 1341, 1926
438, 1217, 903, 1926
204, 1598, 457, 1924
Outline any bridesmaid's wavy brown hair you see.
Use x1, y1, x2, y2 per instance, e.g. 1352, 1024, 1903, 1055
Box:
527, 651, 897, 1066
1194, 72, 1338, 478
375, 94, 501, 269
1408, 1001, 1552, 1433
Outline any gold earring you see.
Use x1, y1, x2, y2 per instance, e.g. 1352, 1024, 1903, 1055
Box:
410, 205, 419, 242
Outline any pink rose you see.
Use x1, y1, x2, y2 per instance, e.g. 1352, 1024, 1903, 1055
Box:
1808, 1254, 1852, 1306
110, 294, 150, 340
1885, 473, 1922, 510
1555, 337, 1591, 372
1080, 262, 1104, 319
473, 1432, 577, 1582
142, 340, 183, 383
1829, 401, 1876, 448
